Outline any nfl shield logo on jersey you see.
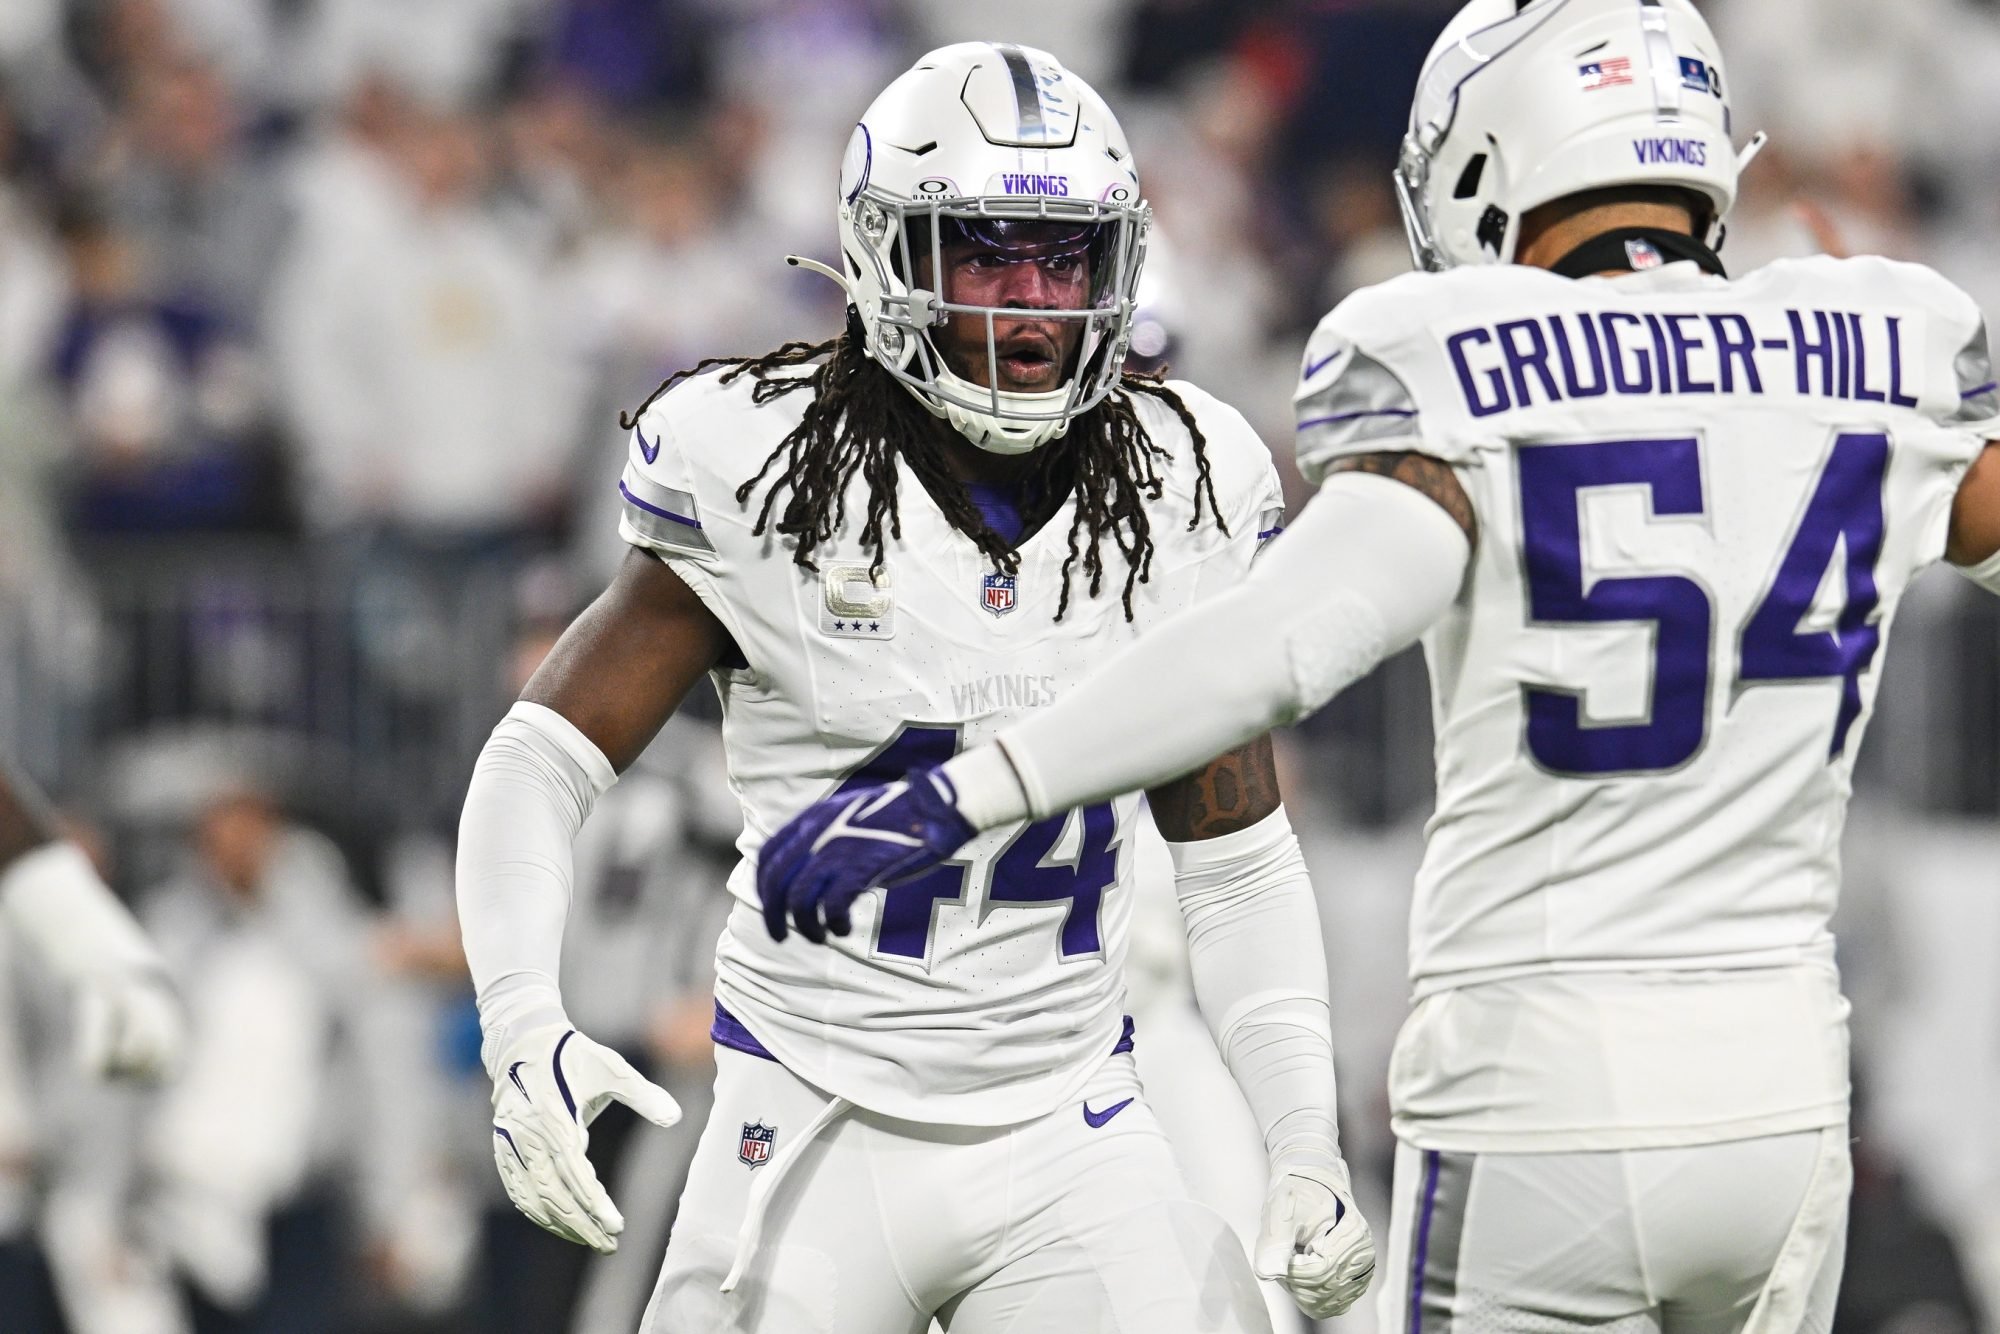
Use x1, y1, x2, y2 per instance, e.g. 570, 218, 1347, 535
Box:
981, 572, 1017, 616
738, 1122, 775, 1168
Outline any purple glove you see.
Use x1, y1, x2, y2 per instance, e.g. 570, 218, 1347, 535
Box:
756, 769, 977, 944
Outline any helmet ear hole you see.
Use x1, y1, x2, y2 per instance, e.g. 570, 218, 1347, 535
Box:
1477, 205, 1510, 258
1453, 154, 1489, 201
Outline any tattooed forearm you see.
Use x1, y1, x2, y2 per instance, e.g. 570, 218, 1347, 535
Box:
1148, 736, 1282, 842
1321, 451, 1477, 545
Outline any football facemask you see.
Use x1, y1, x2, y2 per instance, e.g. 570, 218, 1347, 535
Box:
856, 194, 1146, 454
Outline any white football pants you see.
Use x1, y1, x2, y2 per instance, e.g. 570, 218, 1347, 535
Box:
1375, 1127, 1850, 1334
642, 1047, 1271, 1334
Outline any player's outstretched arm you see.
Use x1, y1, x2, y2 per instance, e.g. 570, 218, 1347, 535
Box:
753, 460, 1475, 940
937, 462, 1473, 830
457, 549, 729, 1251
0, 764, 182, 1081
1150, 742, 1375, 1319
1948, 441, 2000, 586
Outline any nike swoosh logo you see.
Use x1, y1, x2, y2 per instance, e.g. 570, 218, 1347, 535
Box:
508, 1061, 530, 1101
1301, 347, 1347, 381
636, 427, 660, 464
494, 1125, 528, 1168
1082, 1097, 1134, 1129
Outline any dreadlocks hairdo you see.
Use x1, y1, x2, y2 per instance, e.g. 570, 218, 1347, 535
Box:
621, 313, 1228, 622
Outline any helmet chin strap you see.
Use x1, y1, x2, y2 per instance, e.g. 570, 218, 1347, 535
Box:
932, 368, 1071, 455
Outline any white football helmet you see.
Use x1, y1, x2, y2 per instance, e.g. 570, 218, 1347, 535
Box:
1397, 0, 1764, 272
816, 43, 1149, 454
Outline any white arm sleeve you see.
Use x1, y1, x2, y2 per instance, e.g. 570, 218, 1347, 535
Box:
0, 841, 165, 980
455, 701, 616, 1071
1956, 543, 2000, 596
1170, 807, 1342, 1173
944, 471, 1471, 826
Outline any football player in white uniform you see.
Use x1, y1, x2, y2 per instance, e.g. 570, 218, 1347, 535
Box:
455, 43, 1374, 1333
0, 761, 181, 1080
762, 4, 2000, 1333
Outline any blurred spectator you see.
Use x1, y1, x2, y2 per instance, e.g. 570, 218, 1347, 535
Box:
38, 781, 472, 1334
553, 125, 822, 580
497, 80, 617, 255
539, 0, 713, 115
0, 76, 80, 605
99, 56, 291, 331
708, 1, 904, 251
270, 89, 580, 538
1306, 157, 1415, 317
0, 79, 67, 387
1267, 3, 1446, 194
907, 0, 1126, 87
290, 0, 544, 115
1118, 0, 1269, 93
51, 197, 290, 535
1713, 0, 1975, 169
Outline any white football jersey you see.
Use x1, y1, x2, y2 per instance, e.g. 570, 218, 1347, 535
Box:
1296, 255, 1996, 1149
618, 365, 1282, 1126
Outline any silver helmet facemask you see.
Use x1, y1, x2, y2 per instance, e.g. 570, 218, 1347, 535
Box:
846, 185, 1150, 440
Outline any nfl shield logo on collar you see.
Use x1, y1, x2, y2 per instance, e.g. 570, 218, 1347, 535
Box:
1625, 238, 1665, 270
739, 1121, 775, 1167
981, 572, 1017, 616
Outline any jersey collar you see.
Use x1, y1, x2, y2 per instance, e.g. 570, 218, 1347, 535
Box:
1551, 227, 1728, 281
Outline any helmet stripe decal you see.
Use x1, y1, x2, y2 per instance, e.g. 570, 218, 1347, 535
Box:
1637, 0, 1685, 122
994, 44, 1050, 144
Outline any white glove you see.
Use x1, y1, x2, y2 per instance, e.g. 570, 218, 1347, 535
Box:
75, 970, 184, 1080
1253, 1158, 1376, 1320
489, 1023, 681, 1253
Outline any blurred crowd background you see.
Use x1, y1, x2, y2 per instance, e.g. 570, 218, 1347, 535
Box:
0, 0, 1996, 1331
